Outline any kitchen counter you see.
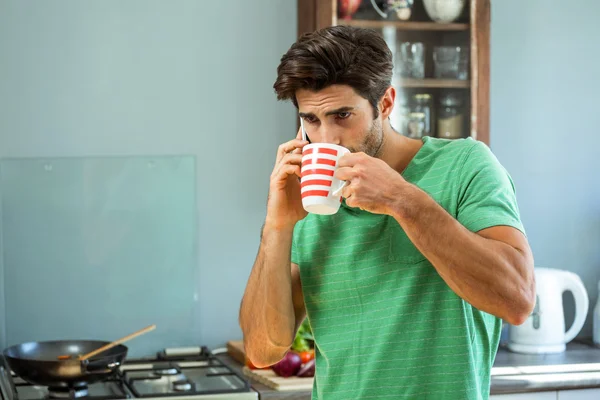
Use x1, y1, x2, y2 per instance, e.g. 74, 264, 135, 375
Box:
491, 340, 600, 395
219, 340, 600, 399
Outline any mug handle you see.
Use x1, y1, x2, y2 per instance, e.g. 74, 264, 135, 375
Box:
331, 180, 348, 197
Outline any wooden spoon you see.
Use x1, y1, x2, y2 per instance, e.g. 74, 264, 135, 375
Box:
58, 324, 156, 361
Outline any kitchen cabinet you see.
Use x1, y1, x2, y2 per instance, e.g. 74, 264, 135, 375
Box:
490, 392, 557, 400
557, 388, 600, 399
297, 0, 490, 144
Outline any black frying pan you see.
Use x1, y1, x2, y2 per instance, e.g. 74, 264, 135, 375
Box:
3, 340, 127, 388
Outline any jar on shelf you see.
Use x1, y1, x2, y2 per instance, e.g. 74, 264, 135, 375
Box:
412, 93, 434, 137
437, 93, 465, 139
407, 112, 426, 139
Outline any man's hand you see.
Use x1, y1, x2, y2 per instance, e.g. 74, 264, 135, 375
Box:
335, 152, 407, 214
266, 130, 309, 230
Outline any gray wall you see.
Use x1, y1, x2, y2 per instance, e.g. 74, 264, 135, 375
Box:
0, 0, 297, 354
491, 0, 600, 337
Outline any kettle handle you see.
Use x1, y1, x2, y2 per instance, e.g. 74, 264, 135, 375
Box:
562, 271, 590, 343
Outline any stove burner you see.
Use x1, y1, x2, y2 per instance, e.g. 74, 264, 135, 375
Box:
2, 347, 255, 400
152, 364, 180, 376
172, 379, 194, 392
48, 387, 89, 399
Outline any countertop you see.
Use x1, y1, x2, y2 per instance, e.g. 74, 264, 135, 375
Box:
219, 339, 600, 399
491, 339, 600, 395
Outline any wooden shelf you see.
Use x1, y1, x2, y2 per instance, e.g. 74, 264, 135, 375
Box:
337, 19, 469, 31
299, 0, 489, 145
399, 79, 470, 89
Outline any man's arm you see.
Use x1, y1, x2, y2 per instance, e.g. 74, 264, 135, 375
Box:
335, 143, 536, 326
388, 185, 535, 325
240, 134, 309, 368
239, 225, 306, 368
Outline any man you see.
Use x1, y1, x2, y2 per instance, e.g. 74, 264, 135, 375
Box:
239, 25, 535, 400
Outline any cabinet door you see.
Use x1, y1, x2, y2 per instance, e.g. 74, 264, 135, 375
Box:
490, 392, 557, 400
557, 388, 600, 400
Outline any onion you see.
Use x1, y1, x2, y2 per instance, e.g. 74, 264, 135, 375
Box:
271, 352, 302, 377
297, 359, 315, 377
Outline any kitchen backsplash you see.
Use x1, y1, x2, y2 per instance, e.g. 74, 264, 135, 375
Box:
0, 156, 199, 357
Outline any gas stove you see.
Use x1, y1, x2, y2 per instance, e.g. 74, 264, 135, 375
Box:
0, 347, 257, 400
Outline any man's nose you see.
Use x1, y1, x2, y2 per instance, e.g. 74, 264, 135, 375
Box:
320, 127, 341, 145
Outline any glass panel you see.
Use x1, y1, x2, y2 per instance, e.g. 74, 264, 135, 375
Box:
0, 156, 198, 358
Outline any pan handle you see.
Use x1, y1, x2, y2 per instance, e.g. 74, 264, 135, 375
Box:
81, 358, 121, 373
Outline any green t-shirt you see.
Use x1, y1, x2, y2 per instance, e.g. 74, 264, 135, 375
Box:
291, 137, 524, 400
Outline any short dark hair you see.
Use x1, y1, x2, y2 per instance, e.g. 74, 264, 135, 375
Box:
273, 25, 393, 118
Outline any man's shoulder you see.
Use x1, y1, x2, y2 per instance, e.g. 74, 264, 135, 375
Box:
419, 136, 498, 178
407, 137, 481, 184
422, 136, 480, 158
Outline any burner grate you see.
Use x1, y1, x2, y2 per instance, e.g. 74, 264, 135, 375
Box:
11, 376, 130, 400
0, 348, 255, 400
123, 356, 251, 398
47, 387, 88, 399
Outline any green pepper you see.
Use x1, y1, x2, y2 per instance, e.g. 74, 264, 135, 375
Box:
292, 318, 314, 352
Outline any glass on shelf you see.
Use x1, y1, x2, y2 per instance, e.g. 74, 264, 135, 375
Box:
433, 46, 469, 80
395, 42, 425, 79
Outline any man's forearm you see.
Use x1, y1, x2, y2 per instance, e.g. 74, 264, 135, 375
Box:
239, 224, 296, 367
388, 183, 534, 325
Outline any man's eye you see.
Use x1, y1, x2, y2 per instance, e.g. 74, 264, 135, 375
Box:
337, 112, 351, 119
303, 116, 317, 124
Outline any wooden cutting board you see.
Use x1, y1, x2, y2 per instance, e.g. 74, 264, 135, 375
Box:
226, 340, 246, 364
243, 366, 314, 391
228, 340, 314, 391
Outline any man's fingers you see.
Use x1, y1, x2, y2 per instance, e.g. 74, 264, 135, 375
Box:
280, 153, 303, 167
276, 139, 309, 164
337, 152, 366, 168
275, 164, 302, 181
334, 166, 356, 181
341, 185, 353, 202
272, 153, 303, 177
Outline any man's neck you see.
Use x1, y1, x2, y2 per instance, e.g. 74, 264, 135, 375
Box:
378, 120, 424, 174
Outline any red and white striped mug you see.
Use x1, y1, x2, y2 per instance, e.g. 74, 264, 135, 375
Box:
301, 143, 350, 215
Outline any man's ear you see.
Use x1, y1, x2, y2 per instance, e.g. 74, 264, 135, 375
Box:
379, 86, 396, 120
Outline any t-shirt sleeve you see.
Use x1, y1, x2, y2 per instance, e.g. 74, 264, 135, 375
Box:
456, 141, 525, 235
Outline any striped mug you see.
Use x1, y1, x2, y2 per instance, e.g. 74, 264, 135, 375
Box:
300, 143, 350, 215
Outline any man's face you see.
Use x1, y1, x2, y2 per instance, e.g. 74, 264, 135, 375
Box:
296, 85, 384, 157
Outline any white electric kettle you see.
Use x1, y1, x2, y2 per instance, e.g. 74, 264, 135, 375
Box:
508, 267, 589, 354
